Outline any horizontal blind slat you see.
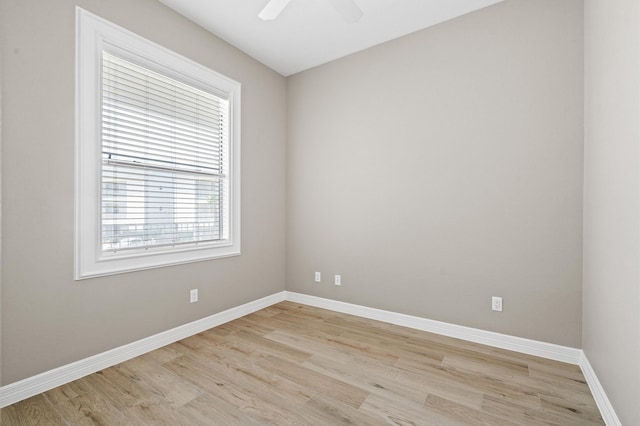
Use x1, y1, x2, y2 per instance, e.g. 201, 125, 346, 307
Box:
102, 90, 222, 126
102, 124, 223, 156
103, 57, 223, 110
102, 106, 222, 141
102, 134, 223, 168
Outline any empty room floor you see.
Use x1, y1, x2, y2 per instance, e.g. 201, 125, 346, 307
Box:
1, 302, 603, 425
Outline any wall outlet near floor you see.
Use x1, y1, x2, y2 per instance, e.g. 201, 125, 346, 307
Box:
190, 289, 198, 303
315, 272, 321, 283
491, 296, 502, 312
334, 274, 341, 286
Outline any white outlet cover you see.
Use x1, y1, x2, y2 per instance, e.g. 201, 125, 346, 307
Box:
491, 296, 502, 312
334, 275, 341, 286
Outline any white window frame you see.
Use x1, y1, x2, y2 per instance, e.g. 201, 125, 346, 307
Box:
75, 8, 241, 280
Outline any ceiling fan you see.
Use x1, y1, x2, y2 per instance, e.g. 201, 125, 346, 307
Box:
258, 0, 363, 23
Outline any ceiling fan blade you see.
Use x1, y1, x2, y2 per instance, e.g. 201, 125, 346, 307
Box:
326, 0, 363, 23
258, 0, 293, 21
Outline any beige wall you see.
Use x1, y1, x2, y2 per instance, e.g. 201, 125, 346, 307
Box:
0, 6, 3, 385
286, 0, 584, 347
583, 0, 640, 423
0, 0, 286, 385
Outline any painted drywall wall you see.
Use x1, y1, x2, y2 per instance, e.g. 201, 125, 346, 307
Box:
0, 0, 286, 385
286, 0, 584, 347
583, 0, 640, 423
0, 11, 3, 386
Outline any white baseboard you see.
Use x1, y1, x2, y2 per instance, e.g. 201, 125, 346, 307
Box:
285, 291, 582, 364
0, 291, 286, 408
578, 352, 622, 426
1, 290, 619, 426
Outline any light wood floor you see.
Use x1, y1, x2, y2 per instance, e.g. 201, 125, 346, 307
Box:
2, 301, 603, 425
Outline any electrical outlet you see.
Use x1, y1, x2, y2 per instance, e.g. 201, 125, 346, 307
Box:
190, 289, 198, 303
315, 272, 321, 283
492, 296, 502, 312
334, 274, 341, 286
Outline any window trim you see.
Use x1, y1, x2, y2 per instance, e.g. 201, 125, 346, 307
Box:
75, 7, 241, 280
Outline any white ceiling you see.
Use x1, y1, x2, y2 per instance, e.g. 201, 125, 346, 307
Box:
158, 0, 505, 76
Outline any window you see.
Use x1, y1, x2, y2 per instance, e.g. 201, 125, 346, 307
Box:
75, 8, 241, 279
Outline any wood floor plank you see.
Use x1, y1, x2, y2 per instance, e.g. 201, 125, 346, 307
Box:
528, 364, 591, 390
48, 388, 128, 425
43, 379, 92, 405
162, 354, 311, 425
221, 316, 277, 335
413, 359, 543, 410
188, 344, 315, 407
426, 341, 531, 376
117, 356, 203, 408
483, 392, 603, 426
123, 402, 189, 426
80, 365, 158, 411
256, 354, 369, 409
360, 391, 464, 426
298, 393, 384, 426
231, 328, 313, 363
191, 331, 262, 363
136, 344, 185, 366
310, 333, 400, 364
173, 392, 261, 425
2, 302, 604, 425
425, 393, 521, 426
539, 393, 605, 423
302, 352, 433, 406
0, 394, 67, 426
265, 329, 392, 367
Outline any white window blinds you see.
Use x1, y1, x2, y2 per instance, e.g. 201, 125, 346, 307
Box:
101, 52, 230, 253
